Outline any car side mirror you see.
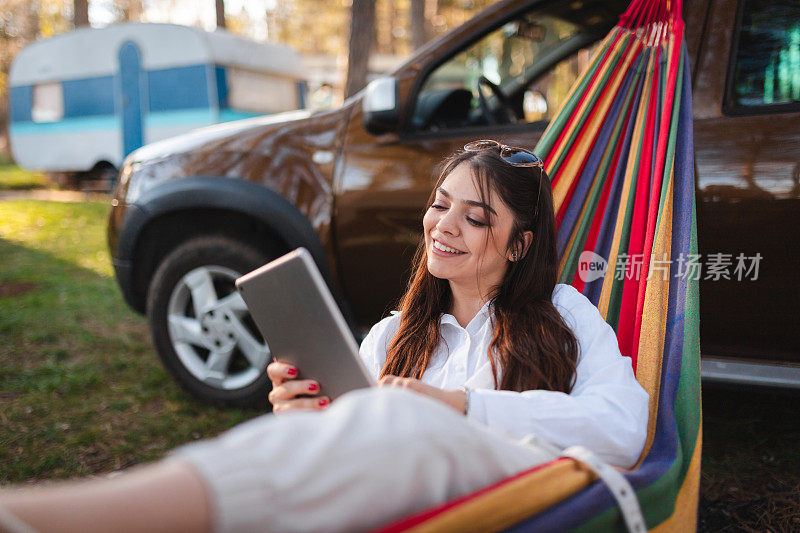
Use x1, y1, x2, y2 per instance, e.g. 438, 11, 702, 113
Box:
363, 77, 400, 135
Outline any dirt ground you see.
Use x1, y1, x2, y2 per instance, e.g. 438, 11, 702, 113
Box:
698, 385, 800, 532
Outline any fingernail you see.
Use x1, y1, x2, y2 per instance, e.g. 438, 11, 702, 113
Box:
318, 398, 329, 407
286, 368, 297, 377
308, 383, 319, 392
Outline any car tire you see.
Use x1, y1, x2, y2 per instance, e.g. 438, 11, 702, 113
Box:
147, 235, 279, 407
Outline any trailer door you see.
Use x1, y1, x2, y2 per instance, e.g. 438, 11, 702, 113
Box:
118, 41, 144, 157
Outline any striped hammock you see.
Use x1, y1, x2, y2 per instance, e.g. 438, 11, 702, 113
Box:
378, 0, 701, 530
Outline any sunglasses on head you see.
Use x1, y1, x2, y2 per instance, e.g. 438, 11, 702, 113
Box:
464, 139, 545, 219
463, 139, 543, 168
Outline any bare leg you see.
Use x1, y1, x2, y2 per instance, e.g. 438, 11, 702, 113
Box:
0, 458, 210, 533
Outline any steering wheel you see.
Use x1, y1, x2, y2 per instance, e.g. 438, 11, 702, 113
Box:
475, 76, 518, 125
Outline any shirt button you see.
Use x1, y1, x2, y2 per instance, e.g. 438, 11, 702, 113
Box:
455, 363, 465, 372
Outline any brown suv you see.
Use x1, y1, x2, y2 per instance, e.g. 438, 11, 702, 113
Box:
108, 0, 800, 405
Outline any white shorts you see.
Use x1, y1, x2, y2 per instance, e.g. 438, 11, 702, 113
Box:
175, 387, 557, 533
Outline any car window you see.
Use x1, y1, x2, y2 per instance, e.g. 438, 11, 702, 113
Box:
727, 0, 800, 112
410, 10, 600, 132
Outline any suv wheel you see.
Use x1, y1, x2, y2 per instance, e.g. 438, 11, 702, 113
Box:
147, 236, 276, 407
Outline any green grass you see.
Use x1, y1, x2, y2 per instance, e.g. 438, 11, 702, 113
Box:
0, 199, 255, 482
0, 163, 50, 191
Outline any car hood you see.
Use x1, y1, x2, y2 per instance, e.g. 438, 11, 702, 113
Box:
114, 103, 354, 233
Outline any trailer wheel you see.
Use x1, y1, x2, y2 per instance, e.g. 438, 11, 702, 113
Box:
147, 236, 275, 407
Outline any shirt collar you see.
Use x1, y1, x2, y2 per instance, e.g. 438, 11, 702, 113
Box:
440, 299, 494, 334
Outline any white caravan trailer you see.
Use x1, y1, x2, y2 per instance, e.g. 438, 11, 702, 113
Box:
8, 23, 306, 179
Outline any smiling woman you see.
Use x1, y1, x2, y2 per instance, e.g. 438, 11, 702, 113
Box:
0, 143, 649, 533
425, 166, 515, 297
380, 146, 580, 394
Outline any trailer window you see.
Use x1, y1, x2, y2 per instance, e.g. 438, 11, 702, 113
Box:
226, 68, 299, 114
32, 82, 63, 123
727, 0, 800, 112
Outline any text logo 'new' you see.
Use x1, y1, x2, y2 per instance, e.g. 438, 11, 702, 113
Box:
578, 251, 608, 283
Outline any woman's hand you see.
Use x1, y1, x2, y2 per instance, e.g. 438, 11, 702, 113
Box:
267, 361, 330, 413
379, 375, 467, 414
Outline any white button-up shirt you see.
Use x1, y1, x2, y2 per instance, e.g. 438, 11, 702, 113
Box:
359, 284, 649, 468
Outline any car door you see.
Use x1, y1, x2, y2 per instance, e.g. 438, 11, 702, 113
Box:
334, 0, 626, 329
693, 0, 800, 364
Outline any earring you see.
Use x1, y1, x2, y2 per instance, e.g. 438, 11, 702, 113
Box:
512, 252, 519, 261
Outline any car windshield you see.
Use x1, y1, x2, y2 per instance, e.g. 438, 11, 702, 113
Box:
411, 8, 602, 131
423, 14, 580, 96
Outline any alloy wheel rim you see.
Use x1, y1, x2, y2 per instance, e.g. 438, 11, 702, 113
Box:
166, 265, 270, 391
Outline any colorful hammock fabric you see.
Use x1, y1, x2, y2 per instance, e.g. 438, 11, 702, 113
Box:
377, 0, 701, 530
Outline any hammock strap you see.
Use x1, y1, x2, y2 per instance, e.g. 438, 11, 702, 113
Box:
561, 446, 646, 533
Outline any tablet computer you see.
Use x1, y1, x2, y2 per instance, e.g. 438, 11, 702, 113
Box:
235, 248, 375, 400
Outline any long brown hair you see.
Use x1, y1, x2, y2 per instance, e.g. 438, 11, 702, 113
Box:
380, 148, 579, 393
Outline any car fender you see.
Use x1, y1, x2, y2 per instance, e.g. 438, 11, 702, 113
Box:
116, 176, 337, 307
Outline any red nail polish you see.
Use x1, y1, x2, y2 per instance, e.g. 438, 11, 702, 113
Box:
318, 398, 329, 407
286, 368, 298, 377
308, 383, 319, 392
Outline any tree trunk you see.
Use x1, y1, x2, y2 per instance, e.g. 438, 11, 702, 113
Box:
410, 0, 427, 50
216, 0, 226, 29
122, 0, 143, 21
344, 0, 376, 99
73, 0, 89, 27
24, 1, 40, 41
